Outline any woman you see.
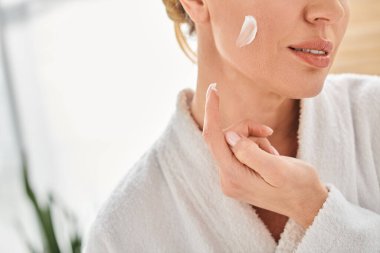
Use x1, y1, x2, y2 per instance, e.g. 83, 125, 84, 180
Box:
85, 0, 380, 252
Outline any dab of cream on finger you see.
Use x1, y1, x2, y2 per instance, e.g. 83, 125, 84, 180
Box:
236, 15, 258, 48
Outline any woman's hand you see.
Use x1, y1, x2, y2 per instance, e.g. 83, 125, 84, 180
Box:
222, 117, 280, 156
202, 83, 328, 229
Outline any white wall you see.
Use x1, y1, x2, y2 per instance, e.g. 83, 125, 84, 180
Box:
0, 0, 197, 251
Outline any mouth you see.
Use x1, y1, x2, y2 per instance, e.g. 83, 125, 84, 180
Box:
288, 47, 329, 56
287, 39, 333, 68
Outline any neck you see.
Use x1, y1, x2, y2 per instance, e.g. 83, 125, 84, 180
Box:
190, 30, 300, 148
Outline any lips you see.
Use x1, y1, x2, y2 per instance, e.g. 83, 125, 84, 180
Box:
288, 39, 333, 55
288, 39, 333, 68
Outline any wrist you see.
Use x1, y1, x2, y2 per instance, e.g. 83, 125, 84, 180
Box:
292, 184, 329, 229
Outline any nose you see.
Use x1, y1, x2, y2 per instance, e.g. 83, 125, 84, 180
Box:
305, 0, 347, 25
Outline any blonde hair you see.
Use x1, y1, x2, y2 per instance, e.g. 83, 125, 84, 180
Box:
162, 0, 198, 64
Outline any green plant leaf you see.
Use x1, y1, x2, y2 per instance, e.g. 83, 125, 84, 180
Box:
22, 161, 60, 253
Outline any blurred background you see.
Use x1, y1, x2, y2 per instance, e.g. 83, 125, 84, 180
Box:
0, 0, 379, 252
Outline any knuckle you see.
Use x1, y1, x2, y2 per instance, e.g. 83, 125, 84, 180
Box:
247, 120, 262, 134
258, 126, 267, 136
247, 136, 258, 144
234, 146, 249, 161
220, 174, 240, 197
309, 168, 321, 182
256, 138, 267, 149
234, 140, 253, 159
262, 137, 272, 146
309, 165, 319, 175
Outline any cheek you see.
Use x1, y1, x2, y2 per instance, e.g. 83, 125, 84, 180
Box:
209, 1, 265, 65
211, 4, 246, 60
235, 16, 258, 48
212, 14, 264, 71
213, 3, 296, 69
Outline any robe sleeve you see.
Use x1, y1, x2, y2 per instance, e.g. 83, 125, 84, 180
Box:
294, 183, 380, 252
82, 220, 110, 253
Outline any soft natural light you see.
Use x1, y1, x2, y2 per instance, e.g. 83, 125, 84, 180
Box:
1, 0, 196, 251
2, 0, 379, 251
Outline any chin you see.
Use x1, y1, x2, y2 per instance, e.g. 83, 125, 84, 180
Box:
292, 83, 325, 99
277, 77, 327, 99
293, 71, 330, 98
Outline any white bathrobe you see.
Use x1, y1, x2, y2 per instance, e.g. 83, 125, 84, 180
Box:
84, 73, 380, 253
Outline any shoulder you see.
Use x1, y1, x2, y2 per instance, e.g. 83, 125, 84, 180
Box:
323, 73, 380, 114
325, 73, 380, 100
326, 72, 380, 84
84, 143, 172, 251
324, 73, 380, 145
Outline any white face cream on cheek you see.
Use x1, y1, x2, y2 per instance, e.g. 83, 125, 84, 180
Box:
235, 15, 258, 48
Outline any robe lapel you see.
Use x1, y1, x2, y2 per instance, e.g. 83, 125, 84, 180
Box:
157, 89, 277, 251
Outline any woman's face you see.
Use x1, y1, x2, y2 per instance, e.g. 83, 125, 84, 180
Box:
206, 0, 350, 98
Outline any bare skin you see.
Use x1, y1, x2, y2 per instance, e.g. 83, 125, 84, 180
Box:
179, 0, 350, 242
193, 87, 298, 243
255, 207, 289, 243
201, 85, 329, 243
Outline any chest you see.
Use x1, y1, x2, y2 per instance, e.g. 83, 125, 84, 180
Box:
253, 206, 289, 243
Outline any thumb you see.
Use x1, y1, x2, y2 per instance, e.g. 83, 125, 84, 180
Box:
225, 131, 283, 187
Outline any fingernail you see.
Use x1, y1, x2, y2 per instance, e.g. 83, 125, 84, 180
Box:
270, 146, 280, 156
225, 131, 241, 146
264, 126, 274, 135
206, 82, 218, 97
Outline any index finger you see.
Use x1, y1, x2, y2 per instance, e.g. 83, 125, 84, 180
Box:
203, 83, 234, 166
223, 119, 274, 138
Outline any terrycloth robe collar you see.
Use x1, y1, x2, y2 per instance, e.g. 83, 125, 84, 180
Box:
83, 74, 380, 253
155, 87, 320, 252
